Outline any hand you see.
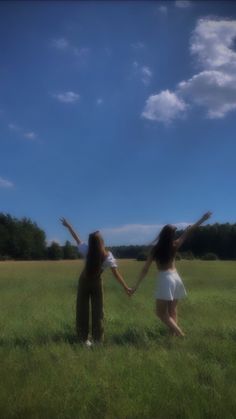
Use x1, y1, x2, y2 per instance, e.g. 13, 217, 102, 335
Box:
125, 287, 133, 297
201, 212, 212, 223
60, 217, 71, 228
129, 287, 137, 296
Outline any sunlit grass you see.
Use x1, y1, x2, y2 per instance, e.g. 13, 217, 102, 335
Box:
0, 260, 236, 418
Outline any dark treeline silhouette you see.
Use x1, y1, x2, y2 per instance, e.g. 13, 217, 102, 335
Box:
178, 223, 236, 260
110, 223, 236, 261
0, 213, 46, 260
0, 214, 79, 260
0, 213, 236, 260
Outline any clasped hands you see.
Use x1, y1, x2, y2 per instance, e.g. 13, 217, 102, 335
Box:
125, 286, 137, 297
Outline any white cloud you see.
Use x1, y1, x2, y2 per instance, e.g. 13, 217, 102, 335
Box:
131, 42, 145, 49
142, 90, 187, 123
191, 18, 236, 72
73, 47, 90, 58
51, 37, 90, 59
178, 70, 236, 118
0, 177, 14, 188
96, 98, 103, 105
158, 5, 168, 14
8, 123, 20, 131
142, 18, 236, 123
24, 131, 37, 140
53, 91, 80, 104
8, 122, 37, 139
175, 0, 192, 8
51, 37, 69, 50
141, 66, 152, 85
133, 62, 152, 85
101, 223, 190, 245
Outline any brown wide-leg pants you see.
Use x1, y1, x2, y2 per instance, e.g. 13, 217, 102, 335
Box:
76, 271, 104, 342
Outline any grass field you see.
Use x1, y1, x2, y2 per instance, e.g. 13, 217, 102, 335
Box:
0, 260, 236, 419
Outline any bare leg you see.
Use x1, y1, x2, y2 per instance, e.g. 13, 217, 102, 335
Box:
156, 300, 184, 337
168, 299, 179, 336
168, 299, 178, 322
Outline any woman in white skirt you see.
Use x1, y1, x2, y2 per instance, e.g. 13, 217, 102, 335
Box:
131, 212, 212, 336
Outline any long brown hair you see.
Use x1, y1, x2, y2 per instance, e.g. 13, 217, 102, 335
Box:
151, 224, 177, 265
85, 231, 106, 277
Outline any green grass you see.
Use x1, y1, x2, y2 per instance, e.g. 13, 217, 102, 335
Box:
0, 260, 236, 419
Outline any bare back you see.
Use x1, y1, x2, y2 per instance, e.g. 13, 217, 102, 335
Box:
155, 241, 178, 271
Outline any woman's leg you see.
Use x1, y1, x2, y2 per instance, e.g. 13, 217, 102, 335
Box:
168, 299, 178, 322
91, 280, 104, 342
168, 299, 179, 336
76, 276, 90, 342
156, 299, 184, 337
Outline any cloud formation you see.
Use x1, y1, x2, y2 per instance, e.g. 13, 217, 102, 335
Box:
0, 177, 14, 188
142, 90, 187, 123
51, 37, 69, 50
8, 123, 20, 132
142, 18, 236, 123
101, 222, 190, 245
8, 123, 37, 140
175, 0, 192, 8
131, 42, 145, 49
133, 62, 152, 85
24, 131, 37, 140
51, 37, 90, 59
53, 91, 80, 103
158, 5, 168, 14
96, 98, 103, 105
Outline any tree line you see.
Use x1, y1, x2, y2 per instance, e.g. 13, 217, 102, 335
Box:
0, 213, 79, 260
0, 213, 236, 260
110, 223, 236, 261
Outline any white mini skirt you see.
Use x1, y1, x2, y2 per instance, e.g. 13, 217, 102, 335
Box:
155, 270, 187, 301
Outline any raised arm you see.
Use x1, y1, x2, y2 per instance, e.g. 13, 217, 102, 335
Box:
131, 253, 153, 295
175, 211, 212, 249
60, 217, 82, 246
110, 267, 132, 296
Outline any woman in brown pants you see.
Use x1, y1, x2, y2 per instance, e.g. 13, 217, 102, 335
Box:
60, 218, 131, 346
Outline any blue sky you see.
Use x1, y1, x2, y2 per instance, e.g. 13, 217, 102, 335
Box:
1, 0, 236, 245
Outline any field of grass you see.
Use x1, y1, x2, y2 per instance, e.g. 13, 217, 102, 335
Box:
0, 259, 236, 419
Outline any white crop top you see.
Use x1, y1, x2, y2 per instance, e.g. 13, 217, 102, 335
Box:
78, 242, 118, 269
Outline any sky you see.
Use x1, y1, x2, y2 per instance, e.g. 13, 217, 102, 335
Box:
0, 0, 236, 245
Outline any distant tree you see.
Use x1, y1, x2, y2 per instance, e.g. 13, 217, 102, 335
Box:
201, 253, 218, 260
0, 213, 46, 260
47, 242, 63, 260
136, 252, 148, 261
179, 251, 195, 260
63, 241, 79, 259
175, 252, 181, 261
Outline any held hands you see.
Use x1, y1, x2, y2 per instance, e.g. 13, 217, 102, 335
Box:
126, 287, 137, 297
125, 287, 133, 297
124, 286, 137, 297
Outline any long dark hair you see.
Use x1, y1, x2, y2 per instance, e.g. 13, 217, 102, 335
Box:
85, 231, 106, 277
151, 224, 177, 265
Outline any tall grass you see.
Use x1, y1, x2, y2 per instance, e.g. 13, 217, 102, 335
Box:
0, 260, 235, 418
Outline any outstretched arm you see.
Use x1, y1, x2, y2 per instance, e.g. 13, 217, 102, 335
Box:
175, 211, 212, 249
110, 267, 132, 296
131, 253, 153, 295
60, 217, 82, 246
